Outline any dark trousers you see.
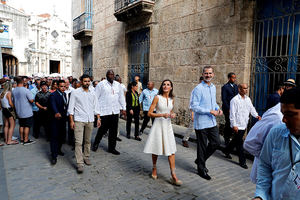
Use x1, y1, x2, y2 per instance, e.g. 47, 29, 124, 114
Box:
67, 119, 75, 146
32, 111, 39, 138
94, 114, 119, 151
223, 110, 232, 145
195, 126, 220, 172
225, 129, 246, 165
140, 111, 155, 132
126, 107, 140, 137
50, 118, 66, 159
36, 111, 50, 140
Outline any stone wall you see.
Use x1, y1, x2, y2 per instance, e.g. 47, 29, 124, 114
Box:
92, 0, 255, 126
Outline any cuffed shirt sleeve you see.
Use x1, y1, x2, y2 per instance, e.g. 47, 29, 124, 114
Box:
119, 84, 126, 110
67, 91, 75, 116
229, 99, 237, 127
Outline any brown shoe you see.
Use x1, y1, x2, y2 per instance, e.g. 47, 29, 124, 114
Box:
182, 140, 189, 148
77, 165, 84, 174
84, 159, 92, 166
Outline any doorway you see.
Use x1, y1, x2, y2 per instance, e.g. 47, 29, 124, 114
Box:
50, 60, 60, 74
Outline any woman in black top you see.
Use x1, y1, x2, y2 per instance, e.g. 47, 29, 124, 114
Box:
126, 81, 141, 141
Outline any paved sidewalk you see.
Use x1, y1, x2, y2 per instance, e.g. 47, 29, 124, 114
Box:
0, 121, 255, 200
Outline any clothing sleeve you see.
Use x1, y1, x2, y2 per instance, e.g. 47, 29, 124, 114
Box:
94, 93, 100, 115
249, 99, 259, 118
27, 89, 34, 101
118, 84, 126, 110
229, 98, 237, 127
244, 122, 268, 157
139, 90, 144, 104
49, 94, 59, 114
95, 83, 101, 101
126, 92, 132, 111
67, 91, 76, 116
190, 87, 211, 114
221, 86, 229, 110
254, 130, 274, 200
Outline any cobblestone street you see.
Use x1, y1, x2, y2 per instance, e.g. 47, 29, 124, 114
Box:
1, 121, 255, 200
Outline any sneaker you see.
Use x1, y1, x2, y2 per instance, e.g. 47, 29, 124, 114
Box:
12, 136, 18, 140
23, 140, 36, 146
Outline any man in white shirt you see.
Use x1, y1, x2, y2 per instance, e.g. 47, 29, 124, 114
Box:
223, 83, 261, 169
68, 74, 101, 173
92, 70, 126, 155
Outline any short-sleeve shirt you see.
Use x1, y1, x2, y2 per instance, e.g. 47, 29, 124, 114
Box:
35, 91, 51, 108
12, 87, 33, 118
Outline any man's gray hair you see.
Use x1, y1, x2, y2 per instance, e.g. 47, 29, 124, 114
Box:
202, 66, 214, 73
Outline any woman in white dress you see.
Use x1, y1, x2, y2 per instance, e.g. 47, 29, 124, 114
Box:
143, 79, 182, 186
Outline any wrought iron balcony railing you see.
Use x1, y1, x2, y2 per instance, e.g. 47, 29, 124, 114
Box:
114, 0, 155, 22
73, 12, 93, 40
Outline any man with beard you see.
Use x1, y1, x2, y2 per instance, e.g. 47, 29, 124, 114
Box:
190, 66, 223, 180
48, 80, 67, 165
68, 74, 101, 173
92, 70, 126, 155
253, 87, 300, 200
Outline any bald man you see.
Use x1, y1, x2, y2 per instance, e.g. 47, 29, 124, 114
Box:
139, 81, 158, 134
222, 83, 261, 169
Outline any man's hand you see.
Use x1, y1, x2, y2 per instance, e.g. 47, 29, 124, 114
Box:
70, 120, 75, 130
130, 109, 134, 115
210, 110, 219, 116
55, 113, 62, 119
121, 110, 126, 117
170, 113, 176, 119
257, 116, 262, 120
217, 110, 223, 116
233, 126, 239, 133
97, 119, 101, 128
43, 107, 47, 111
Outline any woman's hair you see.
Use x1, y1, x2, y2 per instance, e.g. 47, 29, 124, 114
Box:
51, 80, 59, 88
1, 82, 12, 99
158, 79, 174, 98
127, 81, 137, 91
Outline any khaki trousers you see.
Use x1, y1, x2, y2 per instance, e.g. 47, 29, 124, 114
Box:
74, 121, 94, 166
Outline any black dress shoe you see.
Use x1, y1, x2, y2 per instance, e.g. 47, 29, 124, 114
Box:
240, 163, 248, 169
222, 150, 232, 159
116, 137, 122, 142
58, 151, 64, 156
51, 158, 57, 165
126, 135, 130, 139
134, 136, 142, 141
194, 159, 209, 173
108, 149, 120, 155
92, 144, 98, 152
198, 170, 211, 180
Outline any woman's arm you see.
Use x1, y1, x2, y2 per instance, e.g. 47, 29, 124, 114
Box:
170, 98, 176, 118
148, 96, 169, 118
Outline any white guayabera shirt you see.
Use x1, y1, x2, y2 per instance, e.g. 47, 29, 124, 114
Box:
230, 94, 258, 130
95, 80, 126, 116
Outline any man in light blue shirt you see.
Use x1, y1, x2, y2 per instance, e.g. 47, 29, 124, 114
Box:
190, 66, 223, 180
31, 82, 40, 138
254, 87, 300, 200
244, 103, 283, 183
139, 81, 158, 134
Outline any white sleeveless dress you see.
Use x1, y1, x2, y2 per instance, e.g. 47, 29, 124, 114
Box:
143, 95, 177, 156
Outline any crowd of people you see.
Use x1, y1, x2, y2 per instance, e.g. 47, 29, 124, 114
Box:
0, 67, 299, 198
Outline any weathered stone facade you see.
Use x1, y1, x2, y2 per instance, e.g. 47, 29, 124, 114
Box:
91, 0, 255, 126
